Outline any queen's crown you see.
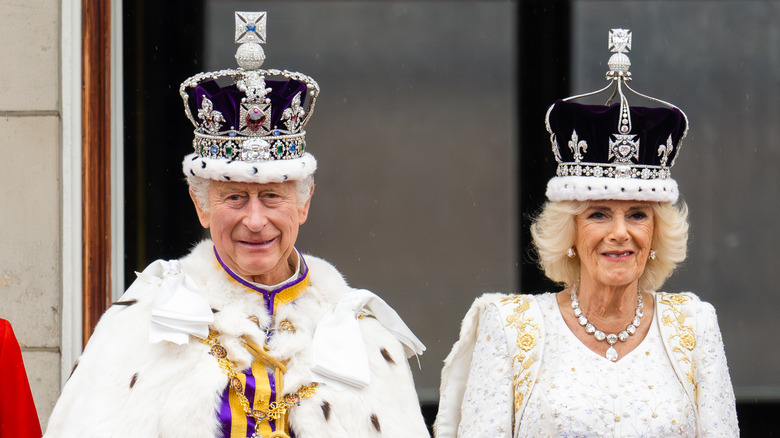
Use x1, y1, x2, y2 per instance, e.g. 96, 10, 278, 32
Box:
543, 29, 690, 203
545, 29, 689, 181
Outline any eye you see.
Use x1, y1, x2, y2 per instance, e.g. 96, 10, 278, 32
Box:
628, 211, 648, 220
223, 192, 248, 206
587, 211, 608, 220
260, 191, 286, 205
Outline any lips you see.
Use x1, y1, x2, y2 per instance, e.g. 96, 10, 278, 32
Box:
603, 250, 633, 258
240, 237, 276, 246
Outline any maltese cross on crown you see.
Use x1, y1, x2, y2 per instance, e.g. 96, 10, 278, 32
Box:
609, 29, 631, 54
235, 12, 266, 44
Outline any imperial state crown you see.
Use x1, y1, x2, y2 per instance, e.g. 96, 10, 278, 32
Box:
180, 11, 320, 184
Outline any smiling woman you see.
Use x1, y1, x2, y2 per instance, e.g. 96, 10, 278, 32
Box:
435, 28, 738, 437
531, 200, 688, 292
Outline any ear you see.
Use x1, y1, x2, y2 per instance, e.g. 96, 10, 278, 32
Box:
297, 184, 315, 226
189, 188, 211, 229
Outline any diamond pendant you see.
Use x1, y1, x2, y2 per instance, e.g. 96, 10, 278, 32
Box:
606, 345, 618, 362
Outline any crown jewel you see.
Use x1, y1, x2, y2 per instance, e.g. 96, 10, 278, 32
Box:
544, 29, 689, 203
180, 12, 320, 183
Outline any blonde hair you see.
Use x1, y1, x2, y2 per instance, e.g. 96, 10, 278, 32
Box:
530, 200, 689, 291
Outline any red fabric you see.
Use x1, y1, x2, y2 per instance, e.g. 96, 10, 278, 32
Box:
0, 319, 42, 438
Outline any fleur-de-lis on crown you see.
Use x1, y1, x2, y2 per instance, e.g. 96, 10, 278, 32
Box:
657, 135, 674, 167
568, 130, 588, 163
550, 134, 562, 162
197, 97, 225, 134
282, 93, 305, 132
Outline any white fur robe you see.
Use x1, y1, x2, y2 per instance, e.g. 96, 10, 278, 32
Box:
45, 241, 430, 437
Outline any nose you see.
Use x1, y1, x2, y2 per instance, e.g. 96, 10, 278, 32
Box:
243, 197, 268, 232
608, 215, 630, 242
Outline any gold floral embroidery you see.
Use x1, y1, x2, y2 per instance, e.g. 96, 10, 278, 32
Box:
518, 332, 537, 351
500, 294, 540, 413
680, 333, 696, 350
658, 293, 698, 398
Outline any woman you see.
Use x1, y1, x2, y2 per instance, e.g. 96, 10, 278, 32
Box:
435, 29, 738, 437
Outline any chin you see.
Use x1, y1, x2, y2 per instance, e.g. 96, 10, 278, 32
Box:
600, 276, 641, 288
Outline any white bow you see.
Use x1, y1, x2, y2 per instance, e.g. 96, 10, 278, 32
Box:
311, 289, 425, 391
147, 260, 214, 345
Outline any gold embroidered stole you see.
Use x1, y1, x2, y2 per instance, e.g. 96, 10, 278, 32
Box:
495, 294, 545, 431
656, 292, 700, 423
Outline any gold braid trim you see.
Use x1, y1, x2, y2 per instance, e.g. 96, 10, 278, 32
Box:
499, 295, 540, 413
245, 338, 288, 373
200, 330, 318, 436
657, 293, 698, 400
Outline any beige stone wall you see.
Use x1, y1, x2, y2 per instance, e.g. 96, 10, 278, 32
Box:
0, 0, 62, 428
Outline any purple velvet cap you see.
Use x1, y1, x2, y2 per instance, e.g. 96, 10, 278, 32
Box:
187, 78, 307, 133
544, 100, 688, 203
548, 100, 687, 168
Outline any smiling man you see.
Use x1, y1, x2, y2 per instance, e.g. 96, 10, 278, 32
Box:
45, 12, 429, 438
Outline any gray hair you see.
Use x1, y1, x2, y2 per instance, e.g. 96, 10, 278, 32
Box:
186, 174, 315, 212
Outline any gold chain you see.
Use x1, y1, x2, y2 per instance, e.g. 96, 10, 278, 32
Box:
200, 330, 318, 434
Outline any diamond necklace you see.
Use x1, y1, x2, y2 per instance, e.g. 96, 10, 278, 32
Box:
570, 286, 644, 362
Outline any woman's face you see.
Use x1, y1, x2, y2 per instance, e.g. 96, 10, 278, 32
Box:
574, 200, 654, 290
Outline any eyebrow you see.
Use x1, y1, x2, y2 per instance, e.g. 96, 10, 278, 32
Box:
216, 183, 287, 195
586, 204, 651, 211
216, 185, 245, 194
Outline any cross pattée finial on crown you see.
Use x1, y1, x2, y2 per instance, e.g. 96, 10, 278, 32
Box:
234, 12, 267, 69
607, 28, 632, 78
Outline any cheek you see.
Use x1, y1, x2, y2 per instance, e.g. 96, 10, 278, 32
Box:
210, 210, 240, 234
575, 224, 604, 248
637, 224, 655, 246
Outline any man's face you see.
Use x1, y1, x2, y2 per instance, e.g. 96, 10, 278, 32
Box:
192, 180, 311, 285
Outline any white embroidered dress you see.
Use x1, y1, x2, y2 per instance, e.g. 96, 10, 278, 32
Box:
435, 292, 739, 438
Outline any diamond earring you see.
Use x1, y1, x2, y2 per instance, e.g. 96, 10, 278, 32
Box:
567, 247, 577, 259
649, 249, 656, 260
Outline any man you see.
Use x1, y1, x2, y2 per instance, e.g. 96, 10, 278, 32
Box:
45, 12, 429, 437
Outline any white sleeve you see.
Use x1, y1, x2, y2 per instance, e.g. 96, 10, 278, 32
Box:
456, 303, 514, 438
695, 303, 739, 437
